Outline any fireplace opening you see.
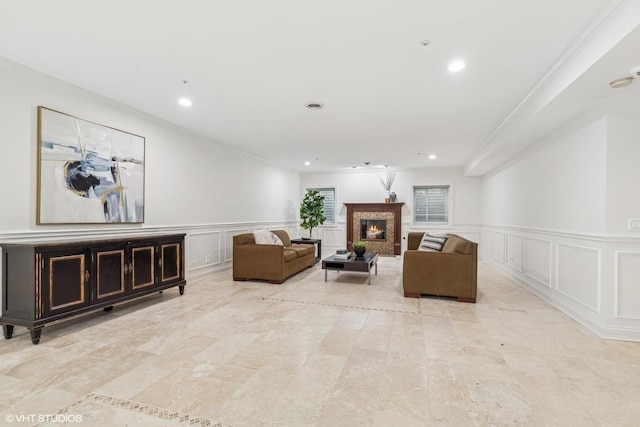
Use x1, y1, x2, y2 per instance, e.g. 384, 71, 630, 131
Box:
360, 219, 386, 241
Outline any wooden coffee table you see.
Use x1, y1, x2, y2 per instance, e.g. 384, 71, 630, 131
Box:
322, 252, 378, 285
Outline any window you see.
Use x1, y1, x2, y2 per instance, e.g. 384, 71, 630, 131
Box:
307, 187, 335, 224
413, 185, 450, 225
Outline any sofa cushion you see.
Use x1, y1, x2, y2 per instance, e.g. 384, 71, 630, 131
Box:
289, 245, 311, 258
283, 249, 298, 262
442, 235, 472, 254
417, 232, 448, 252
253, 229, 284, 245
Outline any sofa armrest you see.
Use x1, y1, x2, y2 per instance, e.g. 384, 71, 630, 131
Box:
402, 250, 477, 299
233, 244, 284, 279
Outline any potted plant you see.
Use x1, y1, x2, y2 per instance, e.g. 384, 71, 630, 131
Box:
300, 189, 326, 238
353, 241, 366, 257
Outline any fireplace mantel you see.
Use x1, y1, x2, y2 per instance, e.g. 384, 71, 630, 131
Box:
345, 203, 404, 255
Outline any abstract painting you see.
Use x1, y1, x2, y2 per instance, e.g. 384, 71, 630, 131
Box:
37, 107, 145, 224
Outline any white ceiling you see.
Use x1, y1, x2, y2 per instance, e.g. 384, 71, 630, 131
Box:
0, 1, 638, 175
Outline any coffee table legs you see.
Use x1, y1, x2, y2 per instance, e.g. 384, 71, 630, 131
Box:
323, 258, 377, 284
367, 261, 378, 285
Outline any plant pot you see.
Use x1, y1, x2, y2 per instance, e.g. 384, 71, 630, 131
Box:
384, 197, 390, 203
354, 246, 366, 257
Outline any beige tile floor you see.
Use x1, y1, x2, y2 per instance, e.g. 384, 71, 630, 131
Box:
1, 257, 639, 426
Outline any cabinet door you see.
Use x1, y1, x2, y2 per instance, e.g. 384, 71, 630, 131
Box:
130, 243, 155, 291
159, 240, 183, 285
92, 248, 127, 303
41, 250, 91, 317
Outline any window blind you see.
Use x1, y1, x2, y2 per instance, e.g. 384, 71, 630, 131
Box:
310, 188, 335, 224
414, 186, 449, 223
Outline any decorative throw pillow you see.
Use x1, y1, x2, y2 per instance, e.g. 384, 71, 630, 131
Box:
253, 229, 284, 245
417, 232, 448, 252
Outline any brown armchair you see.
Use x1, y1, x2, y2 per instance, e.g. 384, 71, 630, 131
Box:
233, 230, 315, 284
402, 232, 478, 303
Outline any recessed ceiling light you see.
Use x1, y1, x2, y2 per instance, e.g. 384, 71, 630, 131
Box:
448, 60, 466, 72
420, 40, 430, 46
428, 154, 437, 160
306, 103, 324, 110
304, 161, 310, 166
609, 77, 633, 88
178, 97, 192, 107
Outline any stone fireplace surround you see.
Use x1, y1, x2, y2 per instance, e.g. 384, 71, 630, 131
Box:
345, 203, 404, 255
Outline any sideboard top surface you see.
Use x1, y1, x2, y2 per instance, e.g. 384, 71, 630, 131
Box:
0, 233, 186, 249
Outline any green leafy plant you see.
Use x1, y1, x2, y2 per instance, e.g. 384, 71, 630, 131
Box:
353, 241, 366, 249
300, 190, 326, 238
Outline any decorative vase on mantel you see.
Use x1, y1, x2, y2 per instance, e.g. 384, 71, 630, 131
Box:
389, 192, 397, 203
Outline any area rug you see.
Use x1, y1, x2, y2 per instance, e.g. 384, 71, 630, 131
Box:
266, 256, 420, 314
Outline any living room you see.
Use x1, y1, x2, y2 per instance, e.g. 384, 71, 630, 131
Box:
1, 2, 640, 425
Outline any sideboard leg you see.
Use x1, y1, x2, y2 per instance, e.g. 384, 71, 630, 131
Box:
103, 306, 114, 312
3, 325, 13, 339
179, 285, 185, 295
30, 327, 43, 345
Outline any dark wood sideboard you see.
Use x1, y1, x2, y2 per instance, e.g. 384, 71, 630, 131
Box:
1, 233, 186, 344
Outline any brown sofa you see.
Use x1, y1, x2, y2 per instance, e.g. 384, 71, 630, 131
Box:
402, 232, 478, 302
233, 230, 315, 284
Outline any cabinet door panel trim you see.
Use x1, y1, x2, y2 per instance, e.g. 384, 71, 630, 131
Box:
48, 254, 87, 312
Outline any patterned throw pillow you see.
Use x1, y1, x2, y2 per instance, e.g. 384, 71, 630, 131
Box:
253, 229, 284, 245
417, 232, 448, 252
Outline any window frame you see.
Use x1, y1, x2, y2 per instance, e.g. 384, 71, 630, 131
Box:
411, 183, 453, 228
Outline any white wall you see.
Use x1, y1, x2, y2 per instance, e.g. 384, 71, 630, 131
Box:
606, 112, 640, 236
483, 115, 607, 234
300, 167, 483, 255
482, 104, 640, 341
0, 58, 300, 285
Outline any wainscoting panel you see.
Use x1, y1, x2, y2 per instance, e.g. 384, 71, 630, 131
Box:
224, 228, 250, 262
188, 231, 221, 268
524, 237, 552, 287
490, 231, 505, 263
320, 227, 345, 257
556, 243, 600, 313
482, 225, 640, 341
615, 251, 640, 319
506, 234, 523, 272
282, 225, 299, 240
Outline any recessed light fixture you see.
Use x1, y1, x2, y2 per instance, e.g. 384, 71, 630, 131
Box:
304, 161, 310, 166
306, 103, 324, 110
428, 154, 437, 160
609, 77, 634, 89
178, 97, 192, 107
448, 60, 466, 72
420, 40, 431, 46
